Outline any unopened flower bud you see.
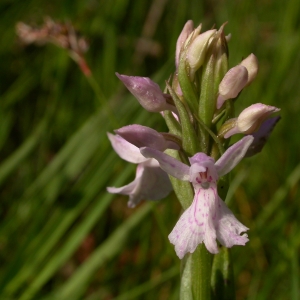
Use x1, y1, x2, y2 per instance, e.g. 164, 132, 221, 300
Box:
176, 20, 194, 68
223, 103, 280, 138
116, 73, 177, 113
217, 65, 248, 109
240, 53, 258, 85
187, 29, 216, 79
115, 124, 180, 151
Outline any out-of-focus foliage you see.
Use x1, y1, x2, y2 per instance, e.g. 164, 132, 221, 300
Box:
0, 0, 299, 299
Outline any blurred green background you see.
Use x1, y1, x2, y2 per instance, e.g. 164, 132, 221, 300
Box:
0, 0, 299, 299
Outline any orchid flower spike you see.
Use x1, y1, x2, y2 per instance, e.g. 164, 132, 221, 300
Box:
107, 133, 172, 208
223, 103, 280, 138
116, 73, 178, 114
141, 136, 254, 258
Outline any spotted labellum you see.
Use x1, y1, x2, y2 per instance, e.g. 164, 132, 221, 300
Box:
141, 136, 253, 257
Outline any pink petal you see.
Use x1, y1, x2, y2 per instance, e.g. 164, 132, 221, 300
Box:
116, 73, 177, 113
107, 159, 172, 208
216, 199, 249, 248
140, 147, 190, 181
107, 133, 147, 164
215, 135, 254, 177
115, 124, 180, 151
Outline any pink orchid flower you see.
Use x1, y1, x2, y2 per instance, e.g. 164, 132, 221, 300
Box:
107, 125, 179, 208
141, 136, 254, 258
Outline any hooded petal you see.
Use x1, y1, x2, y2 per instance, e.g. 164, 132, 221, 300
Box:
115, 124, 180, 151
140, 147, 190, 181
189, 152, 215, 165
107, 133, 147, 164
216, 199, 249, 248
189, 153, 218, 184
107, 159, 172, 208
215, 135, 254, 177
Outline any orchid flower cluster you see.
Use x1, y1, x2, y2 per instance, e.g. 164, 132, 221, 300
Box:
107, 21, 280, 259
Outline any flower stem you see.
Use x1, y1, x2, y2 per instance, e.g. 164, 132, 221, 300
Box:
180, 245, 213, 300
191, 245, 213, 299
211, 247, 235, 300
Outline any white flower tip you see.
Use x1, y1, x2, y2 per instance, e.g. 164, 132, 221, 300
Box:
225, 33, 231, 42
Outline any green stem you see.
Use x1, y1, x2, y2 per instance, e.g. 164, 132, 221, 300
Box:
180, 245, 213, 300
211, 247, 235, 300
191, 245, 213, 299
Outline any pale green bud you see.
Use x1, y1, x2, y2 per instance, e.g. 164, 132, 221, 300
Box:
187, 29, 216, 79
